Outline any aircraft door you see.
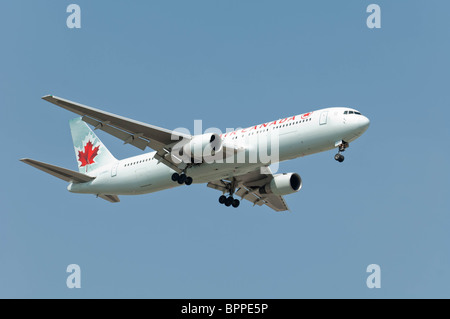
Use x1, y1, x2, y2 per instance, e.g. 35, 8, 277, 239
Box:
319, 111, 328, 125
111, 162, 119, 177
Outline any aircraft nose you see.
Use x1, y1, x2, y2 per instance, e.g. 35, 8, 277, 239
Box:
360, 116, 370, 131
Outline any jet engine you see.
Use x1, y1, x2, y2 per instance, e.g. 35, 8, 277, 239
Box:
182, 133, 222, 161
259, 173, 302, 196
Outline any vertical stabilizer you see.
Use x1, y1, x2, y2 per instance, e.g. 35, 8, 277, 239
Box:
69, 117, 117, 173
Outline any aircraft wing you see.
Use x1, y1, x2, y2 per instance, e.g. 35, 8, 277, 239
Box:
42, 95, 192, 172
207, 167, 290, 212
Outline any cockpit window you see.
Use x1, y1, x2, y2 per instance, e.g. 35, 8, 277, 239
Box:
344, 110, 362, 115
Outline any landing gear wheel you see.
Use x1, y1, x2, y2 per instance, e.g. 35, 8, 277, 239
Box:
334, 154, 345, 162
232, 199, 240, 208
334, 141, 348, 163
171, 173, 179, 182
177, 174, 187, 184
225, 196, 234, 207
219, 195, 227, 204
185, 176, 193, 185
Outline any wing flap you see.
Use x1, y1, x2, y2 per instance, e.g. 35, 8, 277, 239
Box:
234, 187, 262, 205
20, 158, 95, 183
262, 194, 289, 211
235, 186, 287, 210
206, 180, 227, 193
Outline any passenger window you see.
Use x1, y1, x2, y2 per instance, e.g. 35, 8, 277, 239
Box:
344, 111, 348, 114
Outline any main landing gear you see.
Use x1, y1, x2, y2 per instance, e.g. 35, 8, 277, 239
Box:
334, 141, 349, 163
218, 179, 240, 208
218, 194, 240, 208
171, 172, 193, 185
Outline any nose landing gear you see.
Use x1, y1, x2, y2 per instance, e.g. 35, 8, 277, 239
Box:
334, 153, 345, 162
334, 141, 349, 163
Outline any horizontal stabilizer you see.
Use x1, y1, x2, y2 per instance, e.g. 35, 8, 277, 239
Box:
20, 158, 95, 183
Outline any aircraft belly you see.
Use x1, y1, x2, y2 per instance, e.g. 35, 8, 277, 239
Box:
291, 126, 342, 157
187, 162, 262, 183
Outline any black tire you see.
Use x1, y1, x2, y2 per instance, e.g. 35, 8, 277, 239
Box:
232, 199, 240, 208
225, 196, 233, 207
177, 174, 187, 184
219, 195, 227, 204
185, 176, 193, 185
171, 173, 179, 182
335, 154, 345, 162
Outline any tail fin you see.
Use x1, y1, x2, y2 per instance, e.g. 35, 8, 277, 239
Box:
69, 117, 117, 173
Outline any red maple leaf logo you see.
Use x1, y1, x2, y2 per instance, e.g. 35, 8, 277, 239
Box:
78, 140, 100, 167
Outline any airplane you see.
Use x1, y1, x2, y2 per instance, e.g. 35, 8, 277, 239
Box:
21, 95, 370, 212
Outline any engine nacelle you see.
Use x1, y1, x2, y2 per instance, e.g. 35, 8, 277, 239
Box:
182, 133, 222, 161
259, 173, 302, 196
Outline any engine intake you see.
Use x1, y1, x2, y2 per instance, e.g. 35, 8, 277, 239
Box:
259, 173, 302, 196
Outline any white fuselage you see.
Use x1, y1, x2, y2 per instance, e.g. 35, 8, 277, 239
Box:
68, 107, 370, 196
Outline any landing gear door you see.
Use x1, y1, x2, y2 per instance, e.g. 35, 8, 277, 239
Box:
319, 111, 328, 125
111, 162, 119, 177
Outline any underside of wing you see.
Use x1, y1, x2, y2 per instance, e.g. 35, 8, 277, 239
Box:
207, 167, 291, 212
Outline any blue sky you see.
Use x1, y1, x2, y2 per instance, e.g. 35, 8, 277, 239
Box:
1, 1, 449, 298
